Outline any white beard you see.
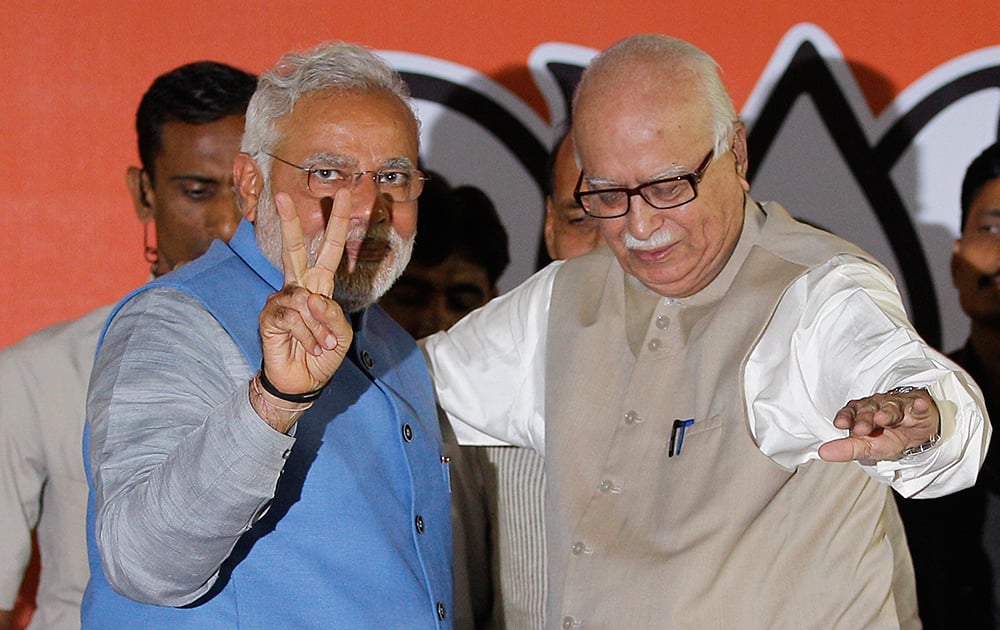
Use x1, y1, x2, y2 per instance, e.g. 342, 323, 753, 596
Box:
255, 190, 414, 313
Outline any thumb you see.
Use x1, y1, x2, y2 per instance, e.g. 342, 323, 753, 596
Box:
818, 436, 868, 463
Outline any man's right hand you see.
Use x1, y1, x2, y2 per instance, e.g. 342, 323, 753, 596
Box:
254, 190, 355, 431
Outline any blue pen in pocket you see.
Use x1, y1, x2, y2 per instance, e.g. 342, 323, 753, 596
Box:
669, 419, 695, 457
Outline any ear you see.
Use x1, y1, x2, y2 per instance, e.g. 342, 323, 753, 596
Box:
234, 152, 262, 222
544, 197, 557, 259
951, 238, 962, 287
731, 122, 750, 192
127, 166, 154, 223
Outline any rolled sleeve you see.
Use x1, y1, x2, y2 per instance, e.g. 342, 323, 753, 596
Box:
747, 256, 990, 496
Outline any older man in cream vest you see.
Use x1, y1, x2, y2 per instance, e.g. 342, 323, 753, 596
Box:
423, 34, 990, 629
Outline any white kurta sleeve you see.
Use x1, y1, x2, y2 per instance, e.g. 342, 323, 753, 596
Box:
422, 264, 560, 455
746, 255, 990, 498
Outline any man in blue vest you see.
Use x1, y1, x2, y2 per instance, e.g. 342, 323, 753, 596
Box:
82, 42, 454, 628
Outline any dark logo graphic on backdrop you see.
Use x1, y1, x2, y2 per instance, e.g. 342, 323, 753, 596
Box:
385, 25, 1000, 350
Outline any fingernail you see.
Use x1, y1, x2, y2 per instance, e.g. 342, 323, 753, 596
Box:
325, 334, 337, 349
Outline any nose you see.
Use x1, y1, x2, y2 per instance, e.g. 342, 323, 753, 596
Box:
207, 198, 242, 243
624, 195, 664, 241
421, 293, 454, 337
349, 173, 390, 225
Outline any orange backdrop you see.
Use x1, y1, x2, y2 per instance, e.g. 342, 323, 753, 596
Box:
0, 0, 996, 349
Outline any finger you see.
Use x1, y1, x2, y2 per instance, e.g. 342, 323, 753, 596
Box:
262, 304, 323, 358
896, 396, 939, 446
834, 404, 878, 437
310, 189, 352, 297
907, 395, 934, 422
871, 400, 904, 430
262, 290, 340, 357
832, 406, 856, 430
307, 293, 353, 353
818, 436, 870, 463
276, 192, 309, 287
820, 433, 904, 464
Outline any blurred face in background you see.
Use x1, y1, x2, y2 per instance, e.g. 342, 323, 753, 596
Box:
545, 133, 602, 261
380, 253, 495, 339
953, 176, 1000, 328
128, 114, 246, 275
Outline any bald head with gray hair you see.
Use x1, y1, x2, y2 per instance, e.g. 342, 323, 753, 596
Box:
573, 33, 738, 157
241, 41, 417, 167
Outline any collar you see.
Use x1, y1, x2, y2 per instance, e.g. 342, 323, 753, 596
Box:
229, 218, 285, 292
623, 195, 763, 350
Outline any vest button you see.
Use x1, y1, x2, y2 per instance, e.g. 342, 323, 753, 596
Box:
437, 602, 447, 620
599, 479, 619, 493
562, 615, 580, 628
624, 410, 643, 425
571, 541, 590, 555
402, 423, 414, 442
647, 337, 663, 352
361, 350, 374, 370
655, 315, 669, 330
415, 514, 425, 534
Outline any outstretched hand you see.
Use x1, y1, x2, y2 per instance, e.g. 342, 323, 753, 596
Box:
257, 190, 355, 403
818, 388, 940, 465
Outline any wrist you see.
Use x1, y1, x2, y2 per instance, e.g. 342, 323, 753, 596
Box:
258, 361, 326, 403
900, 431, 941, 459
249, 373, 312, 432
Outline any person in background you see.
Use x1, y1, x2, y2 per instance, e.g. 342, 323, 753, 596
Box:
379, 172, 507, 628
543, 128, 602, 262
0, 60, 255, 630
898, 140, 1000, 629
82, 42, 454, 628
423, 34, 990, 628
380, 172, 508, 339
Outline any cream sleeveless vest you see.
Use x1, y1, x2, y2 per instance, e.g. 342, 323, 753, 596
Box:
543, 200, 917, 629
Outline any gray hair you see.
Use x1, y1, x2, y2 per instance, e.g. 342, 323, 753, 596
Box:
573, 34, 738, 157
241, 41, 417, 171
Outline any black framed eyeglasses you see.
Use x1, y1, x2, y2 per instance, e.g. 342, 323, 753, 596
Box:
265, 152, 427, 203
572, 149, 715, 219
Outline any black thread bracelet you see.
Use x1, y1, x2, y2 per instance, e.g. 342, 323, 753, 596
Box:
258, 362, 326, 403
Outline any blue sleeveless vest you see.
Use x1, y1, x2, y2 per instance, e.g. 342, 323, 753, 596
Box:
82, 220, 454, 628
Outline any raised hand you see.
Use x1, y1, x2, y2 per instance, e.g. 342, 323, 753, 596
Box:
253, 190, 356, 430
818, 387, 940, 465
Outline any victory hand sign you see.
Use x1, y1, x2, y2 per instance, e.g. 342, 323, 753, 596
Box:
251, 190, 356, 432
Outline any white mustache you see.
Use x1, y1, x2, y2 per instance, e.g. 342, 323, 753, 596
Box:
625, 227, 674, 250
